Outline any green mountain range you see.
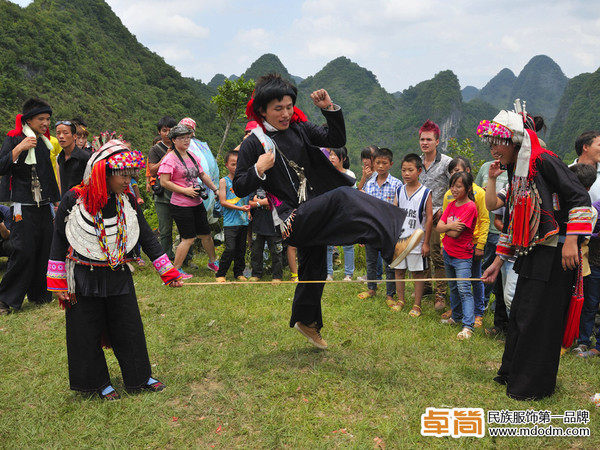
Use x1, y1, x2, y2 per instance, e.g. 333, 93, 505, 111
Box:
1, 0, 598, 179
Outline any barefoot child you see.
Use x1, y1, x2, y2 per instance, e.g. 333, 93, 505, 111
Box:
392, 153, 432, 316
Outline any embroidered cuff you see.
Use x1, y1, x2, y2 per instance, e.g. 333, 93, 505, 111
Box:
496, 233, 515, 258
567, 206, 594, 235
152, 253, 183, 285
47, 259, 68, 291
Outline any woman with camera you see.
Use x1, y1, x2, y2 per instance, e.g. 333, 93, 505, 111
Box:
158, 124, 219, 279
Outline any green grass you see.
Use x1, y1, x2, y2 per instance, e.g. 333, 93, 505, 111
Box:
1, 254, 599, 449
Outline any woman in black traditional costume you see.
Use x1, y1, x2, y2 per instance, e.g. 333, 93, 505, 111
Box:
481, 101, 593, 400
47, 140, 183, 400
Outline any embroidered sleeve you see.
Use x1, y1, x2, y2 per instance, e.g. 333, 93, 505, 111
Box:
496, 233, 515, 258
567, 206, 594, 235
152, 254, 183, 285
47, 259, 68, 291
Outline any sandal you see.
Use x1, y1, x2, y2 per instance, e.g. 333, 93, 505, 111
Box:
441, 309, 453, 320
357, 290, 376, 300
390, 299, 405, 311
474, 316, 483, 328
457, 327, 473, 340
408, 305, 421, 317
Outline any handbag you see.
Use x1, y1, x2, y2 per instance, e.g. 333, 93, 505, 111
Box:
151, 177, 164, 196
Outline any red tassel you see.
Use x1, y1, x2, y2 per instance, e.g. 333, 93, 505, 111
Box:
7, 114, 23, 137
83, 162, 108, 216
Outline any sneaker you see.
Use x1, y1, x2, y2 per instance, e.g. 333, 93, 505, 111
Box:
207, 260, 219, 272
326, 274, 333, 281
215, 276, 227, 283
294, 322, 328, 349
457, 327, 473, 340
343, 275, 352, 281
391, 229, 424, 267
178, 270, 193, 280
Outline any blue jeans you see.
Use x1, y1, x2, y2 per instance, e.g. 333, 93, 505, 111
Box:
444, 250, 474, 330
327, 245, 355, 276
577, 265, 600, 350
366, 244, 395, 296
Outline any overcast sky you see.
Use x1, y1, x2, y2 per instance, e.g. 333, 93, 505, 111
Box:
12, 0, 600, 92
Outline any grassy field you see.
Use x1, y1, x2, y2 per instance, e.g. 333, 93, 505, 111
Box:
0, 253, 598, 449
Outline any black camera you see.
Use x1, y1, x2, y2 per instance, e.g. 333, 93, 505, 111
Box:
195, 185, 209, 200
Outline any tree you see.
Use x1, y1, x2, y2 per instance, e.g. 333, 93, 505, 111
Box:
211, 76, 255, 159
447, 137, 485, 175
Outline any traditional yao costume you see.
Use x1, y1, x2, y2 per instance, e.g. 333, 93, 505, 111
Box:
477, 101, 593, 400
47, 140, 181, 399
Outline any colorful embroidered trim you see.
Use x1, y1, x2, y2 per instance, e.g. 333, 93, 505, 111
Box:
93, 194, 127, 269
567, 207, 594, 235
152, 253, 182, 285
106, 150, 145, 171
477, 120, 513, 145
47, 259, 68, 291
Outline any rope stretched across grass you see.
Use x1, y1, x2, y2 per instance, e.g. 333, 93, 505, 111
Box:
183, 277, 483, 286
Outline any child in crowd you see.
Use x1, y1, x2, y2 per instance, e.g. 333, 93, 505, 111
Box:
440, 157, 489, 327
248, 187, 283, 282
47, 140, 183, 400
357, 145, 378, 190
392, 153, 432, 316
359, 147, 402, 304
357, 145, 383, 281
215, 150, 251, 282
568, 164, 600, 358
437, 171, 478, 340
326, 146, 356, 281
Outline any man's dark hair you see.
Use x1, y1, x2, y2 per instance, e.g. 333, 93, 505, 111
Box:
21, 98, 52, 122
402, 153, 423, 170
252, 73, 297, 116
574, 130, 600, 157
569, 163, 597, 190
225, 150, 239, 164
157, 116, 177, 132
56, 120, 77, 135
374, 147, 393, 162
448, 156, 472, 174
360, 145, 379, 160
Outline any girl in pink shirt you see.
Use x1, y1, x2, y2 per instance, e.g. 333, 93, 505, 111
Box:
436, 172, 478, 340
